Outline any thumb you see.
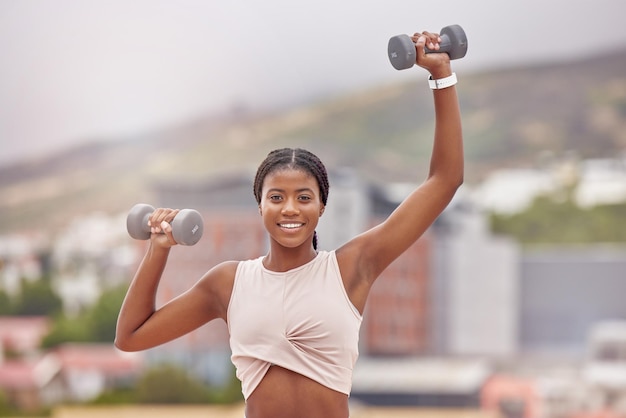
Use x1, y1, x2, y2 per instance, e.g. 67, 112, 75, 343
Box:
161, 221, 177, 245
414, 34, 426, 59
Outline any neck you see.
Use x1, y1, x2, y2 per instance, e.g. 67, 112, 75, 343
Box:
263, 243, 318, 272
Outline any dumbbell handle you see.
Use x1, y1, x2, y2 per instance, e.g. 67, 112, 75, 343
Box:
424, 34, 454, 55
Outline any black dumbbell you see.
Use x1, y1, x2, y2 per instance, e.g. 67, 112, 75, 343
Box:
388, 24, 468, 70
126, 203, 204, 246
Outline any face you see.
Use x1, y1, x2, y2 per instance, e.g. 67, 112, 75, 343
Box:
259, 168, 325, 249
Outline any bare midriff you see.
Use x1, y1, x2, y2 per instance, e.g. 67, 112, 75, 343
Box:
244, 365, 350, 418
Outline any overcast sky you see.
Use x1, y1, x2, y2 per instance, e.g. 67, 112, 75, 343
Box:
1, 0, 625, 167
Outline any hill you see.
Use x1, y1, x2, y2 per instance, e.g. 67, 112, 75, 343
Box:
1, 49, 625, 234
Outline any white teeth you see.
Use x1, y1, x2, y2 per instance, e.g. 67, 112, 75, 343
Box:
280, 223, 303, 229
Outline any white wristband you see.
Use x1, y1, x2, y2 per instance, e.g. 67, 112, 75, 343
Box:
428, 72, 457, 90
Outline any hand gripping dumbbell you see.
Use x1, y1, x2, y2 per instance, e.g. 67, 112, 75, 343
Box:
388, 24, 468, 70
126, 203, 204, 246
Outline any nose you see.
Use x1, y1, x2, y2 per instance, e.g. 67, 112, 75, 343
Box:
281, 197, 299, 215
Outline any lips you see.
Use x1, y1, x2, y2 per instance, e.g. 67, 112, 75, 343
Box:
279, 222, 304, 229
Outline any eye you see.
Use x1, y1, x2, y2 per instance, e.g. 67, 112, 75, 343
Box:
269, 194, 283, 202
298, 195, 312, 202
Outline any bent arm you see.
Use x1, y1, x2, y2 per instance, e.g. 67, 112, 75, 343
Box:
115, 243, 234, 352
115, 209, 235, 352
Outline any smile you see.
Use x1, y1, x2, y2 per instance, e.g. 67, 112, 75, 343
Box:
279, 223, 304, 229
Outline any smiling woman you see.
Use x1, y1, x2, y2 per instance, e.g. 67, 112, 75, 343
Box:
115, 29, 464, 418
253, 148, 329, 259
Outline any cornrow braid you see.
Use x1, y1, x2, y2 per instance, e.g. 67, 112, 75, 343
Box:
253, 148, 330, 250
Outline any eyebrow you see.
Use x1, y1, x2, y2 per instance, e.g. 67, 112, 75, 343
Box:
266, 187, 315, 194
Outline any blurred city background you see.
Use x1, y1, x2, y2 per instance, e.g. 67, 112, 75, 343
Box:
1, 1, 626, 417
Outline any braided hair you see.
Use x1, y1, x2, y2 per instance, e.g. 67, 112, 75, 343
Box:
253, 148, 330, 250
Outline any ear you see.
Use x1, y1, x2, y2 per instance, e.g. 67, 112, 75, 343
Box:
258, 205, 262, 216
319, 205, 325, 217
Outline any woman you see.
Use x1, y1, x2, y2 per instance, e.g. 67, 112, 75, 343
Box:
115, 29, 463, 418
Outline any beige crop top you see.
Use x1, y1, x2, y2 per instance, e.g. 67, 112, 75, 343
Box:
227, 250, 363, 400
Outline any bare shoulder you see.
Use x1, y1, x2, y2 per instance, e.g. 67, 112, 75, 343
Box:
194, 260, 239, 288
206, 260, 240, 281
194, 260, 240, 321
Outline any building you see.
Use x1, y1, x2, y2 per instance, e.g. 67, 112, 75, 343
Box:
0, 318, 141, 412
0, 233, 47, 297
0, 316, 51, 358
520, 247, 626, 355
52, 212, 136, 317
432, 199, 520, 357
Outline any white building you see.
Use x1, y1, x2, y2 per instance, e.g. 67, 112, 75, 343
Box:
471, 156, 626, 215
51, 211, 136, 316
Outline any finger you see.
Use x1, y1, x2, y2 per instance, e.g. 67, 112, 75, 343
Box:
411, 31, 439, 59
166, 209, 180, 224
149, 208, 164, 225
412, 33, 426, 56
414, 31, 441, 49
421, 31, 441, 50
160, 220, 178, 246
411, 31, 425, 43
149, 208, 173, 233
159, 209, 180, 235
149, 209, 162, 233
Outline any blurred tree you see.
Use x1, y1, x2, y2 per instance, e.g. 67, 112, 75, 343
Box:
90, 388, 136, 405
135, 364, 211, 404
91, 363, 243, 406
41, 284, 126, 348
0, 290, 13, 315
13, 276, 62, 316
588, 203, 626, 242
41, 315, 91, 349
0, 390, 12, 416
206, 365, 244, 404
86, 285, 126, 342
490, 193, 626, 244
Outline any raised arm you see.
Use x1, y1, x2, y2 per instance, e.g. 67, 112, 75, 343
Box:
338, 30, 463, 309
115, 208, 236, 352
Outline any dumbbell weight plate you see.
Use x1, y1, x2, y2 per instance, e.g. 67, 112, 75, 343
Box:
388, 34, 417, 70
171, 209, 204, 246
126, 203, 155, 240
438, 24, 468, 60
